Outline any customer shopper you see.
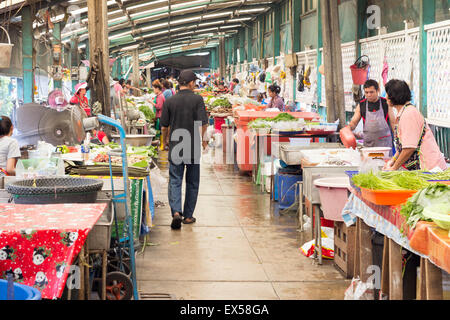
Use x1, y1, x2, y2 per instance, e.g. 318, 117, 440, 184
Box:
384, 79, 446, 171
160, 70, 209, 230
162, 80, 173, 99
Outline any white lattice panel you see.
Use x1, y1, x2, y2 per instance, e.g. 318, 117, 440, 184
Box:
342, 43, 357, 111
427, 24, 450, 125
360, 38, 384, 87
295, 51, 318, 105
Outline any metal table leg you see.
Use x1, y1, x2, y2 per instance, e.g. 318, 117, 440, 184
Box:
297, 182, 304, 232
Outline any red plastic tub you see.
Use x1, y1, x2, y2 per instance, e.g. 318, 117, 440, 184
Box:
214, 116, 226, 133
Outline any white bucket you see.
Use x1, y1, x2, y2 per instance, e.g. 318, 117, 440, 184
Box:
0, 26, 13, 69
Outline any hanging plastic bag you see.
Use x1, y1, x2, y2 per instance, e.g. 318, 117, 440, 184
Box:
149, 165, 167, 202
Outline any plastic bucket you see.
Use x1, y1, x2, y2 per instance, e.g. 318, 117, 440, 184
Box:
0, 279, 42, 300
350, 64, 369, 85
314, 177, 350, 222
0, 26, 13, 69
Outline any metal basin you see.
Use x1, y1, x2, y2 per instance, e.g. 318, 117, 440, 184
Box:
111, 134, 155, 147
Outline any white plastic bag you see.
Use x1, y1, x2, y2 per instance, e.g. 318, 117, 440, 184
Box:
300, 227, 335, 259
149, 165, 167, 202
344, 277, 375, 300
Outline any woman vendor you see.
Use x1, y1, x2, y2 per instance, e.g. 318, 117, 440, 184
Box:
149, 80, 166, 147
70, 82, 91, 116
0, 116, 20, 176
266, 85, 285, 111
384, 79, 446, 171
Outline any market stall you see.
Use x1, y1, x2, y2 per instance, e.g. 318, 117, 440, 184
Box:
342, 170, 450, 300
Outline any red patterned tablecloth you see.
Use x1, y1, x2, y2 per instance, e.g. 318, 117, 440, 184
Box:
0, 203, 106, 299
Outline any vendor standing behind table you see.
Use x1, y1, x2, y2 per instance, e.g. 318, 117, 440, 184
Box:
70, 82, 91, 116
90, 129, 110, 145
0, 116, 20, 176
346, 79, 395, 150
266, 85, 284, 111
149, 80, 166, 148
384, 79, 447, 171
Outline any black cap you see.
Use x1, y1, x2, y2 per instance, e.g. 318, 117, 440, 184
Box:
178, 70, 198, 84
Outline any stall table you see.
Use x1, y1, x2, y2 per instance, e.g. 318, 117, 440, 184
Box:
346, 189, 447, 300
0, 203, 107, 300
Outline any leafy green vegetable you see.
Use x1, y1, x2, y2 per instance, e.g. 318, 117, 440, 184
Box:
352, 171, 405, 190
400, 184, 450, 232
212, 98, 231, 108
139, 104, 155, 121
267, 113, 297, 122
131, 160, 149, 168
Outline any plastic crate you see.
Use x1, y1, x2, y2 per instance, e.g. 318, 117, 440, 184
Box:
334, 221, 356, 279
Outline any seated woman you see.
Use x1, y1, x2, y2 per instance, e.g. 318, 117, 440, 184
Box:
266, 85, 285, 111
0, 116, 21, 176
384, 79, 447, 171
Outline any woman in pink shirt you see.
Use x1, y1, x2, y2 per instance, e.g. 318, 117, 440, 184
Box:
384, 80, 446, 171
149, 80, 165, 140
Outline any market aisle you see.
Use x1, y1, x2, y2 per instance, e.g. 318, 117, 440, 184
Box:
137, 150, 350, 300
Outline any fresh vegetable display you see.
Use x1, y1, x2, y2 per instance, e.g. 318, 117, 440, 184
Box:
267, 113, 297, 122
211, 98, 232, 108
351, 170, 450, 191
400, 184, 450, 231
138, 104, 155, 122
91, 144, 157, 168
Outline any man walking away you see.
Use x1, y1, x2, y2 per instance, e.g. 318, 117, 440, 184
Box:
160, 70, 209, 230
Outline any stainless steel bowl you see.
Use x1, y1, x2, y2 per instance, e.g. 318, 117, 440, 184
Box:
111, 134, 155, 147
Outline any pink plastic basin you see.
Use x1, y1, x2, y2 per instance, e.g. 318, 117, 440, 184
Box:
314, 177, 351, 222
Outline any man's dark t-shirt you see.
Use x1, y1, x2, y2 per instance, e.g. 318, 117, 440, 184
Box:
360, 97, 390, 124
160, 89, 208, 164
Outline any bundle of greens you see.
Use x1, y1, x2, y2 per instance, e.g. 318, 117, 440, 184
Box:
352, 171, 405, 190
248, 119, 272, 129
400, 184, 450, 231
211, 98, 231, 109
138, 104, 155, 122
267, 113, 297, 122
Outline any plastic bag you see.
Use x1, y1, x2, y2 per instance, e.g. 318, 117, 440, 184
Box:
300, 227, 334, 259
344, 277, 375, 300
149, 165, 167, 202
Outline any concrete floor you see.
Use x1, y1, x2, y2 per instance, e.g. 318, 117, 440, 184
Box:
137, 149, 350, 300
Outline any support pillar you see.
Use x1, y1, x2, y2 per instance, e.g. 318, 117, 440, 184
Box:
71, 38, 80, 92
316, 0, 323, 106
247, 25, 253, 62
274, 5, 281, 58
320, 0, 345, 126
132, 49, 140, 93
419, 0, 435, 117
52, 23, 62, 89
22, 6, 33, 103
88, 0, 111, 117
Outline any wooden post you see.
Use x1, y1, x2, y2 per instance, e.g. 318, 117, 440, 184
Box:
320, 0, 336, 122
71, 38, 80, 92
359, 220, 373, 282
132, 48, 140, 94
380, 235, 390, 298
219, 36, 226, 79
52, 23, 62, 89
22, 5, 34, 103
418, 257, 443, 300
329, 0, 346, 128
146, 67, 151, 88
388, 239, 403, 300
87, 0, 111, 117
353, 218, 361, 278
316, 0, 323, 107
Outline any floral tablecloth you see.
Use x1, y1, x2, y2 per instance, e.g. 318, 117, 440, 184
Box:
0, 203, 106, 299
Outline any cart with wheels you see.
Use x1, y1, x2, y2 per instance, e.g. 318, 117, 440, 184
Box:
98, 115, 140, 300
